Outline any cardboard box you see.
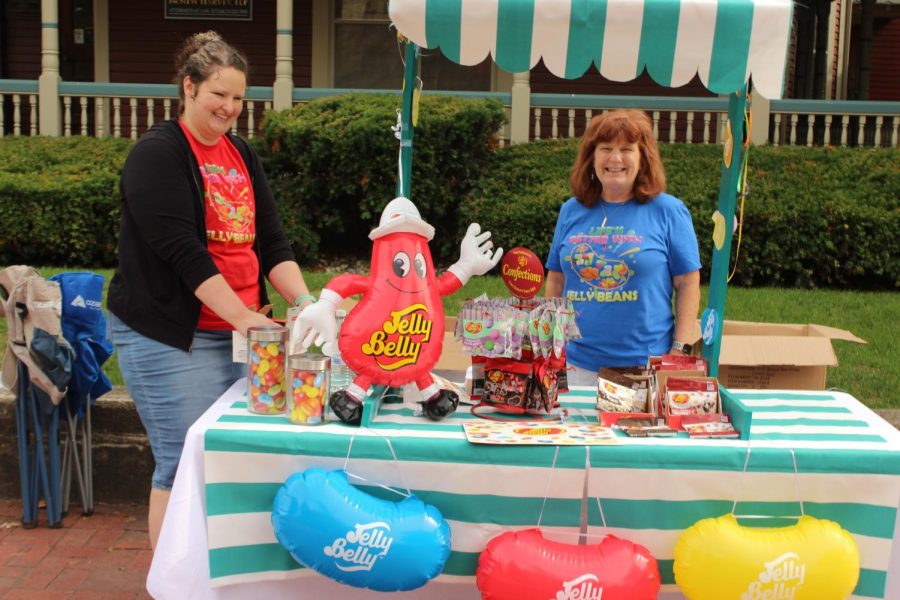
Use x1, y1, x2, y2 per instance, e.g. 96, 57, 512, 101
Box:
434, 316, 471, 371
691, 320, 866, 390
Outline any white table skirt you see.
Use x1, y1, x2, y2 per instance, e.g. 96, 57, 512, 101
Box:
147, 380, 900, 599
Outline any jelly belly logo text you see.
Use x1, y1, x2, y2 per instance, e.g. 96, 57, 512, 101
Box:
741, 553, 806, 600
555, 573, 603, 600
323, 522, 394, 572
361, 304, 432, 371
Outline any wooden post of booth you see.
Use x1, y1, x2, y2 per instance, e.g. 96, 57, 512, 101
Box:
396, 41, 419, 199
702, 84, 750, 376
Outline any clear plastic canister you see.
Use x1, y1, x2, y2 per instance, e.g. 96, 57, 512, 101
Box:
246, 325, 288, 414
288, 353, 331, 425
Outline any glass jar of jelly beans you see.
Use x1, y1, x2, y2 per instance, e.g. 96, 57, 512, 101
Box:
288, 353, 331, 425
246, 325, 288, 414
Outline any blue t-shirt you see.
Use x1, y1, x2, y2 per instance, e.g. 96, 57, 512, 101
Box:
546, 193, 701, 370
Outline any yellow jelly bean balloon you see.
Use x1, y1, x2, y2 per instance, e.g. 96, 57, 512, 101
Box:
258, 360, 270, 375
674, 514, 859, 600
267, 343, 280, 356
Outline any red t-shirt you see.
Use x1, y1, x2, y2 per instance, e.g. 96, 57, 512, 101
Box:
180, 121, 260, 330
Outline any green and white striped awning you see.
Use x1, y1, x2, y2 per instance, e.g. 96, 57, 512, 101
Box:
388, 0, 794, 98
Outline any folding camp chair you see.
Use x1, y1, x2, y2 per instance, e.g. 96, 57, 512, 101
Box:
1, 266, 73, 528
16, 362, 64, 527
49, 272, 113, 516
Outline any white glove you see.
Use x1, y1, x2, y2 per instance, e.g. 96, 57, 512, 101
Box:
292, 288, 341, 356
447, 223, 503, 285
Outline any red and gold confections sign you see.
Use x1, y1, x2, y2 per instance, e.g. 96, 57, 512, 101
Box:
501, 247, 544, 299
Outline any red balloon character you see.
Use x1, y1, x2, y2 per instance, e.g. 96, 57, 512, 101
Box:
295, 197, 502, 424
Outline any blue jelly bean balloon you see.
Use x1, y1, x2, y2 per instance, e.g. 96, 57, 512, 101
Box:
272, 468, 451, 591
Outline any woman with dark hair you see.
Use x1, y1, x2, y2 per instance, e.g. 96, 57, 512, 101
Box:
545, 109, 701, 384
107, 31, 315, 549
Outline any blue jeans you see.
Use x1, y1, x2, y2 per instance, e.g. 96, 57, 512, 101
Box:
108, 313, 244, 490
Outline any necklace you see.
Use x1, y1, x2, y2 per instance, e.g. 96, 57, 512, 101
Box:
599, 198, 629, 227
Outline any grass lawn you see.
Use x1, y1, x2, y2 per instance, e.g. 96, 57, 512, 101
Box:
3, 267, 898, 409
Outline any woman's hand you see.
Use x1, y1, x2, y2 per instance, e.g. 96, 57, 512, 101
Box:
233, 310, 279, 338
195, 274, 279, 335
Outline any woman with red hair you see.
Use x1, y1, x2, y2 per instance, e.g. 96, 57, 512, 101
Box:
545, 110, 701, 383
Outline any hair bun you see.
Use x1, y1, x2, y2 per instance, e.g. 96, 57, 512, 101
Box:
193, 31, 223, 46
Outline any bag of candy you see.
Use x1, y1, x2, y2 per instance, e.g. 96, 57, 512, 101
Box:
482, 357, 532, 413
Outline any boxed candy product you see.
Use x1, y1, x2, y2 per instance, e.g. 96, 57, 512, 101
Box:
661, 376, 720, 429
614, 417, 678, 437
681, 414, 740, 438
596, 366, 651, 413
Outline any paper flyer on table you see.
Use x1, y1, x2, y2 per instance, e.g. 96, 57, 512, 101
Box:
463, 421, 619, 445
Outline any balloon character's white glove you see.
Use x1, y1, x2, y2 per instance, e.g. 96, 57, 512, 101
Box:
293, 288, 341, 356
447, 223, 503, 286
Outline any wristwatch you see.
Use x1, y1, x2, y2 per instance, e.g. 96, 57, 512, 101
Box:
670, 340, 693, 354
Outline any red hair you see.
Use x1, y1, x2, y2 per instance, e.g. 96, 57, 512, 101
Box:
570, 109, 666, 207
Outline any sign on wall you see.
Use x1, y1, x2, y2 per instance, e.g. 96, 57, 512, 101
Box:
164, 0, 253, 21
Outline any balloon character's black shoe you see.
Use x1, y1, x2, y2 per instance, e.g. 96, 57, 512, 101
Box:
422, 389, 459, 421
329, 390, 363, 425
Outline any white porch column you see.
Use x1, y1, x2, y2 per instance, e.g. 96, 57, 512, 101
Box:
39, 0, 61, 135
837, 0, 853, 99
750, 95, 771, 145
310, 0, 330, 87
93, 0, 110, 136
273, 0, 294, 110
509, 71, 531, 144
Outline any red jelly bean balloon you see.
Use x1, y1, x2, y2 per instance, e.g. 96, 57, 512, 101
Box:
476, 529, 660, 600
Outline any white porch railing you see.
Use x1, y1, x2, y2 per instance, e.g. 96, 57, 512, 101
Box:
0, 80, 39, 136
2, 79, 899, 148
530, 94, 730, 144
769, 99, 900, 147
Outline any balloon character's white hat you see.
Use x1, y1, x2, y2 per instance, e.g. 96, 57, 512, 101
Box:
369, 196, 435, 241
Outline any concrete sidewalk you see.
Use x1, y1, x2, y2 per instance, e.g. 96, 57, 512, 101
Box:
0, 498, 151, 599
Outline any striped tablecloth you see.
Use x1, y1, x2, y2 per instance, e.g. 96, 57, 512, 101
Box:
202, 384, 900, 599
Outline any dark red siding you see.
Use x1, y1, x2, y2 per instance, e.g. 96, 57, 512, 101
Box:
869, 17, 900, 100
3, 0, 41, 79
108, 1, 312, 88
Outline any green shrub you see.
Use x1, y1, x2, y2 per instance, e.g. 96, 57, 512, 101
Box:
0, 136, 131, 266
258, 93, 506, 263
2, 131, 897, 290
463, 143, 900, 289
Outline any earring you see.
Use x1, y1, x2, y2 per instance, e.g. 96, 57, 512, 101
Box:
590, 171, 596, 182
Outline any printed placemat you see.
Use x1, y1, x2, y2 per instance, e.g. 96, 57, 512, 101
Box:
463, 421, 619, 445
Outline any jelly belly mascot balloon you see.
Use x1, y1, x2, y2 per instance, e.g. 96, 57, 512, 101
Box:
295, 197, 502, 424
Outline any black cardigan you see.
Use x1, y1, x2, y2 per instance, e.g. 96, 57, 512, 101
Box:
108, 119, 296, 351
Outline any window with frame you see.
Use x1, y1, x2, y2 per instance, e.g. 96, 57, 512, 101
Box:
333, 0, 492, 91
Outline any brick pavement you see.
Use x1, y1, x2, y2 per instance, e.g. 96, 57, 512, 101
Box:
0, 499, 151, 599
